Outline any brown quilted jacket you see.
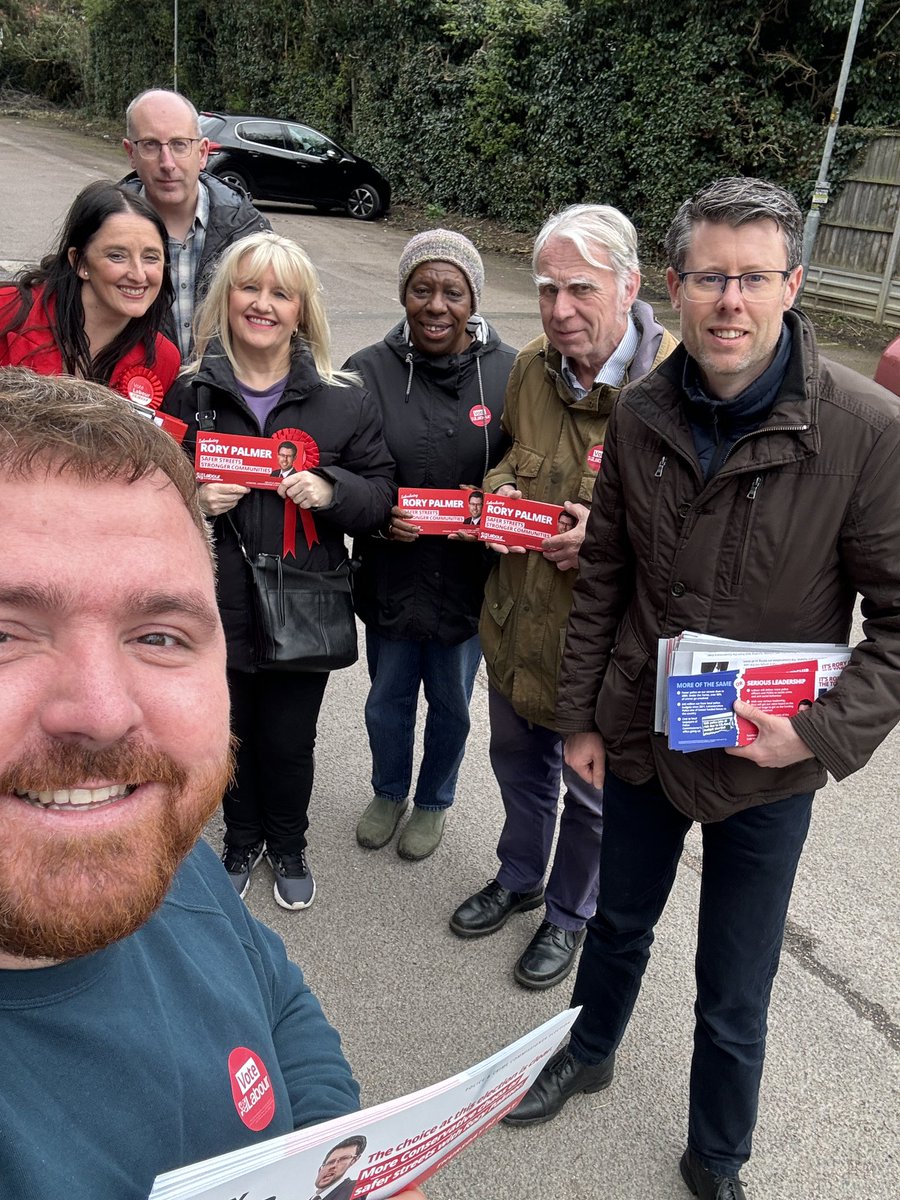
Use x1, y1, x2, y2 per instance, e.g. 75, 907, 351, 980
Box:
557, 309, 900, 821
480, 301, 677, 728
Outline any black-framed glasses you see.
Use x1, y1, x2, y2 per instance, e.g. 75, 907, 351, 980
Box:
131, 137, 202, 160
678, 270, 793, 301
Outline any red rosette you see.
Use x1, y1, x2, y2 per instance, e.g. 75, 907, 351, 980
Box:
273, 428, 321, 558
116, 366, 164, 410
273, 427, 319, 471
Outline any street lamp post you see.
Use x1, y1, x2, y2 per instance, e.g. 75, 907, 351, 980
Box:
798, 0, 866, 299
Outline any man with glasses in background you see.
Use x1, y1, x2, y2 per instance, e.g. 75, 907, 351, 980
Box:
123, 89, 269, 357
504, 178, 900, 1199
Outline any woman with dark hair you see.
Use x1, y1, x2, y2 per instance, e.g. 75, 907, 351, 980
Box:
162, 231, 393, 911
0, 179, 179, 393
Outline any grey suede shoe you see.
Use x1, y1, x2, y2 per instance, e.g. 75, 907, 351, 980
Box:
397, 807, 447, 861
356, 796, 409, 849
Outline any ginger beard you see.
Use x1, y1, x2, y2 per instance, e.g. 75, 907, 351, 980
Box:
0, 738, 233, 961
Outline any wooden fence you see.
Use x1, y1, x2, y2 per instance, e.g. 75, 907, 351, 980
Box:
803, 132, 900, 328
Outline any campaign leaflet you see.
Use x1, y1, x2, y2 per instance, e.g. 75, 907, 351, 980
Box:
148, 1008, 579, 1200
478, 495, 565, 550
668, 660, 818, 752
398, 487, 473, 534
194, 432, 284, 489
127, 400, 188, 445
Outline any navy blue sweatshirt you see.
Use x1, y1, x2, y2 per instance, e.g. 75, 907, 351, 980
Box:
0, 841, 359, 1199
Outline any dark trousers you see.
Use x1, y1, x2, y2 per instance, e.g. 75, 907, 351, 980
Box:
489, 686, 604, 929
223, 668, 330, 855
569, 770, 813, 1176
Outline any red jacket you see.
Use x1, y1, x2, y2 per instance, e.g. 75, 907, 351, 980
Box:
0, 285, 180, 395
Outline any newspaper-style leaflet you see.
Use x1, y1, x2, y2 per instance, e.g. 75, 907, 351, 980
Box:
149, 1008, 578, 1200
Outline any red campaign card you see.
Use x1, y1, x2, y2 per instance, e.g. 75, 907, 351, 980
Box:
151, 409, 188, 445
478, 495, 565, 550
398, 487, 476, 534
734, 661, 818, 745
195, 432, 283, 489
126, 401, 188, 445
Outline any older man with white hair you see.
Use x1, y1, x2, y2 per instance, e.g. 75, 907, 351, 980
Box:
450, 204, 677, 989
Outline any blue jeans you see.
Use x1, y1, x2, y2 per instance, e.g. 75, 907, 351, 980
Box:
364, 631, 482, 810
568, 770, 813, 1176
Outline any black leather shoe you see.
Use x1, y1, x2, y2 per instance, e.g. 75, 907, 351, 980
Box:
514, 920, 586, 989
680, 1149, 747, 1200
449, 879, 544, 938
502, 1043, 614, 1126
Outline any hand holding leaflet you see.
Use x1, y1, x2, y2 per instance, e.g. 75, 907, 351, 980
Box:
198, 483, 250, 517
387, 502, 421, 542
483, 484, 526, 554
478, 494, 566, 552
540, 501, 589, 572
148, 1009, 579, 1200
281, 470, 334, 510
725, 699, 817, 767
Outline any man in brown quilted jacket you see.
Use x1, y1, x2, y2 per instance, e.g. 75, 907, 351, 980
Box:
504, 178, 900, 1200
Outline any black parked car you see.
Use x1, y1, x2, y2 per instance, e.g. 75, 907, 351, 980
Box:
199, 112, 391, 220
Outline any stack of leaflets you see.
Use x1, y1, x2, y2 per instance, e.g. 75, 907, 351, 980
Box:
656, 631, 851, 753
148, 1008, 578, 1200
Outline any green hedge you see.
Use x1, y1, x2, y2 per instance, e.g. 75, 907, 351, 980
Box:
21, 0, 900, 249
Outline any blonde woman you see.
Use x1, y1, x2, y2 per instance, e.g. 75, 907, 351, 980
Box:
162, 232, 393, 910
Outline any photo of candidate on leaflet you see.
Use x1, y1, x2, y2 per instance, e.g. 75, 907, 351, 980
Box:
308, 1134, 368, 1200
270, 440, 298, 477
462, 489, 484, 526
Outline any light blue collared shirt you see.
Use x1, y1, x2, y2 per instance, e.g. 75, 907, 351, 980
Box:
560, 311, 639, 398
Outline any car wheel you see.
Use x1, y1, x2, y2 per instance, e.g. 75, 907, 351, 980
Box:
217, 168, 252, 198
346, 183, 381, 220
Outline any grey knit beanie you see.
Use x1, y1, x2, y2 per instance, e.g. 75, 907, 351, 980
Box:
398, 228, 484, 310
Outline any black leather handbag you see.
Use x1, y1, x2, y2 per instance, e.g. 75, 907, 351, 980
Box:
245, 551, 358, 673
226, 514, 358, 673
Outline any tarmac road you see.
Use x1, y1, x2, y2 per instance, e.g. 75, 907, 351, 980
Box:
1, 115, 897, 1200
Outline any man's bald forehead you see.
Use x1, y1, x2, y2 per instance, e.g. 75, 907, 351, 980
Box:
126, 89, 200, 137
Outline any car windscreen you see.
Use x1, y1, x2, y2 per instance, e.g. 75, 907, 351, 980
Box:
199, 115, 226, 137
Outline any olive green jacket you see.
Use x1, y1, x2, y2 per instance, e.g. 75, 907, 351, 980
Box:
480, 302, 677, 727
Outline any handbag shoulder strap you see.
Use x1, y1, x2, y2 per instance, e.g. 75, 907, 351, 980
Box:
194, 383, 217, 432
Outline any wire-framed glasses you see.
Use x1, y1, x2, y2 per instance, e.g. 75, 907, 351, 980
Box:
131, 137, 202, 160
678, 270, 793, 301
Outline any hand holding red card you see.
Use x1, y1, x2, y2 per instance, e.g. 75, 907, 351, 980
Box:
397, 488, 473, 535
478, 494, 566, 551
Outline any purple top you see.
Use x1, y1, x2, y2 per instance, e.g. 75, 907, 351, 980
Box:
238, 375, 288, 432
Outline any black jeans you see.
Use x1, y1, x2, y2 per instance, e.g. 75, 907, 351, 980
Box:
569, 770, 813, 1176
224, 668, 330, 855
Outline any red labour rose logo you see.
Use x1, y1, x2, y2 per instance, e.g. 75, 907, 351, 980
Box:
228, 1047, 275, 1131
